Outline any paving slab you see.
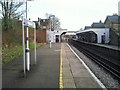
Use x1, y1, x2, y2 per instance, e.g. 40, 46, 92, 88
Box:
61, 42, 102, 88
74, 77, 101, 88
63, 78, 76, 88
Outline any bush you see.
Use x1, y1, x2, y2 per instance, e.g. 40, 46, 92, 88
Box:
2, 19, 38, 64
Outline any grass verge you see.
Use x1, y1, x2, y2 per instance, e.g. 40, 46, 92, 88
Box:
2, 43, 44, 64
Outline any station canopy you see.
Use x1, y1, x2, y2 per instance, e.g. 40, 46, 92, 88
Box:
76, 28, 109, 35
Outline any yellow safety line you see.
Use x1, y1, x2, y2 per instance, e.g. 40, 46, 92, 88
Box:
59, 43, 63, 89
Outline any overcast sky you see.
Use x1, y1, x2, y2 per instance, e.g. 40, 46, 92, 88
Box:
26, 0, 119, 31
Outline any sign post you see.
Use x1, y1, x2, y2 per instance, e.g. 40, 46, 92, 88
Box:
26, 26, 30, 71
34, 28, 37, 64
22, 17, 26, 76
22, 18, 36, 75
25, 0, 30, 71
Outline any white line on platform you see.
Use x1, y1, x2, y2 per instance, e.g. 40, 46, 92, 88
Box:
67, 43, 107, 90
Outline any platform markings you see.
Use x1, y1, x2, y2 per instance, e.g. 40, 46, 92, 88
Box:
59, 44, 63, 88
67, 43, 107, 90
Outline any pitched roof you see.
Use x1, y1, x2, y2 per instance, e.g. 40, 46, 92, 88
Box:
91, 22, 105, 28
104, 14, 119, 24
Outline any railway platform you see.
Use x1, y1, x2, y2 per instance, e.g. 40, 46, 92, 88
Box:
61, 42, 104, 88
2, 42, 105, 89
3, 43, 60, 88
93, 43, 120, 51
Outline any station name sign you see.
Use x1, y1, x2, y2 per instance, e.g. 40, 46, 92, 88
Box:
23, 18, 36, 28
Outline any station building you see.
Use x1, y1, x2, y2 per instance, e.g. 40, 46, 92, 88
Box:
34, 18, 67, 43
76, 21, 110, 44
76, 14, 120, 45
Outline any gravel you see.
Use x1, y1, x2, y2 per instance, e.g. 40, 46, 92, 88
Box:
70, 44, 120, 89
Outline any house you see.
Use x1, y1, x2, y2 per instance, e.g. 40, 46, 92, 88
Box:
34, 18, 50, 43
91, 20, 105, 28
84, 20, 105, 30
104, 14, 120, 45
34, 16, 66, 43
104, 14, 119, 31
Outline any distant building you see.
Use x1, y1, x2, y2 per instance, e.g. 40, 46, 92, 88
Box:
91, 20, 105, 28
78, 14, 120, 46
104, 14, 119, 31
47, 15, 61, 43
34, 16, 67, 43
84, 20, 105, 30
46, 28, 68, 43
34, 18, 50, 43
104, 14, 120, 45
77, 20, 109, 44
40, 19, 50, 30
84, 26, 91, 30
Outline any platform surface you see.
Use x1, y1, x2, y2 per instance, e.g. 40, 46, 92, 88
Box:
3, 42, 103, 89
61, 42, 102, 88
3, 43, 60, 88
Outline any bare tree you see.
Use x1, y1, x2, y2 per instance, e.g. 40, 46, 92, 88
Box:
0, 0, 25, 31
48, 14, 60, 31
0, 1, 25, 19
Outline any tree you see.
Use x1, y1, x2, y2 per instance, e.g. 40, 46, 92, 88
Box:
0, 0, 25, 31
48, 14, 60, 31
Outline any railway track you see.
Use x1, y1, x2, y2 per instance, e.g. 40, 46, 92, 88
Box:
68, 39, 120, 83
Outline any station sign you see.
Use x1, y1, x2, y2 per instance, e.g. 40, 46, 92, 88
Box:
23, 18, 36, 28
